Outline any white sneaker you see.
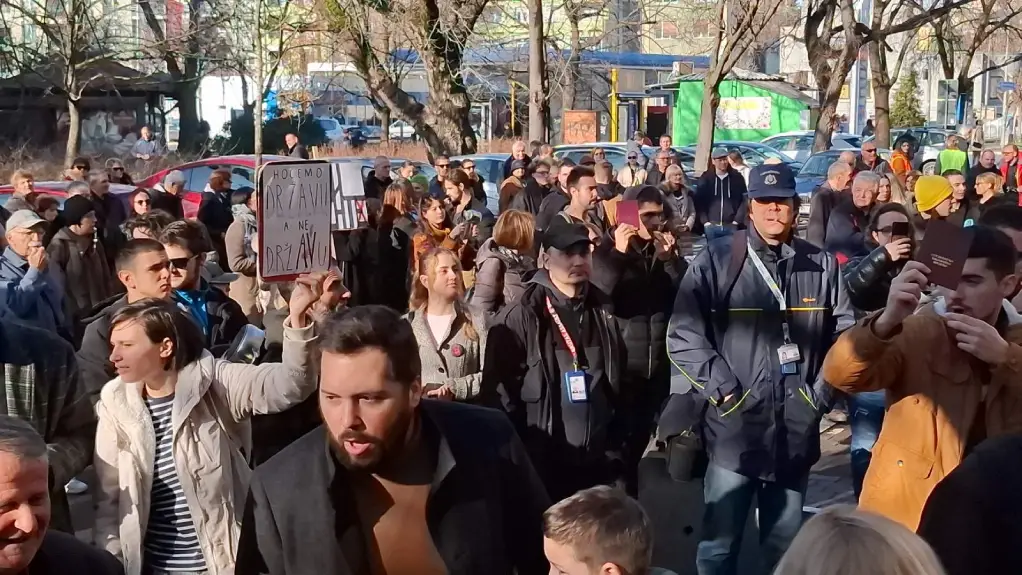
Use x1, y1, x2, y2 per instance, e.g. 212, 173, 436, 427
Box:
64, 478, 88, 495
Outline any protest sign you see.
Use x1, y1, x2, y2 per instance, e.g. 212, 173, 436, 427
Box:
331, 161, 369, 231
257, 160, 333, 281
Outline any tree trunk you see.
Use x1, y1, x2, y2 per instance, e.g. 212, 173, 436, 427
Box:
527, 0, 547, 142
64, 98, 81, 167
694, 78, 721, 175
563, 17, 580, 111
380, 107, 391, 142
417, 59, 477, 155
873, 82, 892, 148
176, 81, 201, 154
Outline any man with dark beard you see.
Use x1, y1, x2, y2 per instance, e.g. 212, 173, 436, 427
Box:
236, 305, 550, 575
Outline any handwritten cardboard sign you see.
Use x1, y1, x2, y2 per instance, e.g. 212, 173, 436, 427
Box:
257, 160, 333, 281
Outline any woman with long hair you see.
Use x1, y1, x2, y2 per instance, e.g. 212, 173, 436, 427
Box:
411, 195, 467, 269
381, 180, 417, 238
93, 275, 331, 575
472, 209, 537, 313
129, 188, 151, 216
406, 248, 488, 402
890, 139, 914, 184
774, 506, 946, 575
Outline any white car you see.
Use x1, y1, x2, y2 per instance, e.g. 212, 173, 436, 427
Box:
761, 131, 864, 164
315, 117, 345, 142
389, 120, 416, 140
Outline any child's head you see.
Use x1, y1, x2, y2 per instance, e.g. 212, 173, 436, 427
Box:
542, 486, 652, 575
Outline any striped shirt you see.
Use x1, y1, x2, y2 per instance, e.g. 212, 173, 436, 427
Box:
143, 394, 207, 572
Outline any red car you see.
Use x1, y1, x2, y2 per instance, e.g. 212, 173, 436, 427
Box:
0, 181, 167, 214
140, 154, 290, 217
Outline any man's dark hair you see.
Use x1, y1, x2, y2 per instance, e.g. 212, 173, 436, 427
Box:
943, 169, 964, 178
527, 158, 552, 176
979, 204, 1022, 232
556, 158, 576, 170
123, 210, 176, 239
111, 299, 204, 371
867, 202, 913, 233
115, 238, 165, 272
159, 220, 212, 256
72, 156, 90, 170
320, 306, 421, 386
633, 185, 664, 207
567, 166, 595, 190
434, 154, 449, 165
968, 225, 1017, 279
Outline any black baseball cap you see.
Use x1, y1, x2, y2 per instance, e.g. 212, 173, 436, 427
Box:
541, 217, 592, 251
747, 164, 798, 199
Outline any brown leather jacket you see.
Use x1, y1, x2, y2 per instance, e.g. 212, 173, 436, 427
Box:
823, 301, 1022, 530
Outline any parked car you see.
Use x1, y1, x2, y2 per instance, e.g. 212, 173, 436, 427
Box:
0, 181, 175, 216
761, 131, 863, 163
792, 147, 891, 228
710, 140, 804, 171
139, 154, 289, 217
389, 120, 416, 140
452, 153, 505, 214
316, 117, 345, 142
553, 143, 697, 177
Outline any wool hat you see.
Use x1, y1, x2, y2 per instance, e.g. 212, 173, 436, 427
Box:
914, 175, 954, 212
62, 195, 95, 225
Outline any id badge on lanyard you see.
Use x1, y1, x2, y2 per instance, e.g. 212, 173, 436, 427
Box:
546, 296, 589, 403
747, 244, 801, 375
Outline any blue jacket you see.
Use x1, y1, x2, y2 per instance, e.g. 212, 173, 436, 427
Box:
0, 246, 68, 337
666, 227, 855, 482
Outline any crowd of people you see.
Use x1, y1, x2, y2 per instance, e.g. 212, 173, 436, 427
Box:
0, 133, 1019, 575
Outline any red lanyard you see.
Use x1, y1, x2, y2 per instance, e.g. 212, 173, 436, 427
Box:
545, 296, 580, 370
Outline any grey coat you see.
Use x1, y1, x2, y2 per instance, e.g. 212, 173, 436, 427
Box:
405, 303, 489, 401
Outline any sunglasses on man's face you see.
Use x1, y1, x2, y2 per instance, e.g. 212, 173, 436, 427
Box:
168, 255, 197, 270
74, 165, 89, 171
112, 167, 124, 172
436, 163, 450, 169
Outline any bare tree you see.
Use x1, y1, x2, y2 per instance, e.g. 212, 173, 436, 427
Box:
867, 0, 919, 147
323, 0, 486, 155
692, 0, 787, 171
0, 0, 125, 164
804, 0, 962, 151
932, 0, 1022, 110
528, 0, 548, 141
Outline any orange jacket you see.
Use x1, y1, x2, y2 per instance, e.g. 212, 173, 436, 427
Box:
890, 151, 911, 181
823, 305, 1022, 530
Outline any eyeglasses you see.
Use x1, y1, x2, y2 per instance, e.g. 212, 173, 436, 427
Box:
112, 167, 124, 172
463, 164, 476, 170
168, 255, 197, 270
862, 148, 877, 153
627, 156, 637, 160
436, 163, 450, 168
535, 170, 550, 176
73, 165, 89, 171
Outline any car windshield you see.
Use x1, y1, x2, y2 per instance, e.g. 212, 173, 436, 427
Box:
318, 119, 339, 131
747, 144, 788, 162
798, 154, 839, 178
838, 135, 863, 148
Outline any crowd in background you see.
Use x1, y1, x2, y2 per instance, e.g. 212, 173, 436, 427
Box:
0, 129, 1019, 575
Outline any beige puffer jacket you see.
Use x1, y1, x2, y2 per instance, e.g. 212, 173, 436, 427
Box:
93, 320, 318, 575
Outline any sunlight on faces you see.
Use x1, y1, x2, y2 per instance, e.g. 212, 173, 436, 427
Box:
420, 252, 461, 302
319, 348, 421, 472
163, 243, 202, 291
543, 539, 624, 575
443, 179, 464, 205
73, 212, 97, 236
109, 320, 173, 384
637, 201, 665, 241
558, 166, 573, 190
0, 453, 49, 573
981, 150, 996, 168
570, 176, 598, 210
119, 250, 172, 298
943, 258, 1018, 323
422, 198, 446, 228
947, 174, 967, 201
5, 227, 43, 257
852, 180, 878, 209
878, 178, 891, 203
12, 176, 32, 196
749, 197, 795, 240
544, 244, 591, 286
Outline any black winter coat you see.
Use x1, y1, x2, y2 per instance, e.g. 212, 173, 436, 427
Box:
363, 171, 392, 200
483, 271, 625, 497
591, 233, 685, 381
842, 245, 902, 313
237, 401, 550, 575
332, 225, 411, 312
666, 227, 855, 482
823, 200, 873, 263
509, 178, 549, 217
198, 190, 234, 264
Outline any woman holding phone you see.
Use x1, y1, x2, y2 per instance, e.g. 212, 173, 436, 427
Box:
405, 247, 488, 401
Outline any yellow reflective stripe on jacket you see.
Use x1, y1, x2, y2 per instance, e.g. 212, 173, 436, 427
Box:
798, 388, 817, 410
721, 389, 752, 417
709, 307, 830, 313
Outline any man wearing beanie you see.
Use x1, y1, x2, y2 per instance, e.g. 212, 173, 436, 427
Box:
46, 195, 118, 333
913, 175, 955, 236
